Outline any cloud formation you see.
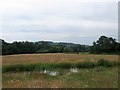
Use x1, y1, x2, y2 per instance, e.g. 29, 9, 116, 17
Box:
1, 0, 118, 45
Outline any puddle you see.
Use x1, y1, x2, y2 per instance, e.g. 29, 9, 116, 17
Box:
43, 70, 49, 74
41, 69, 59, 76
28, 68, 80, 76
23, 68, 80, 77
48, 71, 59, 76
70, 68, 78, 73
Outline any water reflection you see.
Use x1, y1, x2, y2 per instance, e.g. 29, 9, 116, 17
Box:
70, 68, 78, 73
40, 68, 79, 76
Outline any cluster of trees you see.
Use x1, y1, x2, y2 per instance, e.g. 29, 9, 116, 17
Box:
0, 36, 119, 55
90, 36, 120, 54
1, 40, 89, 55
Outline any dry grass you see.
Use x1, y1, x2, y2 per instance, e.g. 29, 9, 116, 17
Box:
2, 53, 118, 65
2, 53, 119, 88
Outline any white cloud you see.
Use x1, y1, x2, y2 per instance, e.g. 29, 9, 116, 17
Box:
0, 0, 118, 45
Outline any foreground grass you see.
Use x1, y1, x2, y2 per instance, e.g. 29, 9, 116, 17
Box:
3, 67, 118, 88
2, 54, 119, 88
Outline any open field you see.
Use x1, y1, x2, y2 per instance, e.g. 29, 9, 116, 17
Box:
2, 53, 119, 88
2, 53, 118, 65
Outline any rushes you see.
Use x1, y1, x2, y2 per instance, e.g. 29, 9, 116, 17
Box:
2, 59, 119, 73
97, 59, 118, 67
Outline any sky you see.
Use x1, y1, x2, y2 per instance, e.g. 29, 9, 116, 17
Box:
0, 0, 118, 45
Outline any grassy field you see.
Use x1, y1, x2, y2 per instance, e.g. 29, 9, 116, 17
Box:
2, 53, 119, 88
2, 53, 118, 65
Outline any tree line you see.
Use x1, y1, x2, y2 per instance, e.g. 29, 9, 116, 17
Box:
1, 40, 89, 55
0, 36, 120, 55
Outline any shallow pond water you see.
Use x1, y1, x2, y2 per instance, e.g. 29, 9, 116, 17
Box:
23, 68, 80, 76
40, 68, 79, 76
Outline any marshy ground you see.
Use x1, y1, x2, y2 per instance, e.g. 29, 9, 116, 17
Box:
2, 53, 119, 88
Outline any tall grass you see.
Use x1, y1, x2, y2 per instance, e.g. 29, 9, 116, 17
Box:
2, 59, 119, 73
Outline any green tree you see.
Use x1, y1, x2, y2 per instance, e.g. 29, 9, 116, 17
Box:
90, 36, 118, 54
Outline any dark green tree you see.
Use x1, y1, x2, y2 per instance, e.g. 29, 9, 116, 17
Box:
90, 36, 118, 54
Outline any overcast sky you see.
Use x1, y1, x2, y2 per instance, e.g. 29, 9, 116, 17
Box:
0, 0, 118, 45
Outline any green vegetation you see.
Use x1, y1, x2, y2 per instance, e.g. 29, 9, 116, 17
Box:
1, 36, 120, 55
2, 54, 119, 88
3, 59, 118, 73
90, 36, 120, 54
1, 35, 119, 88
3, 67, 118, 88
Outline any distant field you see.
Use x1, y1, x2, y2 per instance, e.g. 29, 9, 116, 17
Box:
2, 53, 119, 88
2, 53, 118, 65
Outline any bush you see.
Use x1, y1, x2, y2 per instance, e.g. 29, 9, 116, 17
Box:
76, 61, 96, 68
3, 64, 24, 72
56, 63, 73, 69
97, 59, 113, 67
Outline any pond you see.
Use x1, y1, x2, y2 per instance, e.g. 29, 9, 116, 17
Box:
40, 68, 79, 76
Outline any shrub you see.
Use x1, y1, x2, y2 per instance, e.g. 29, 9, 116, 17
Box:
76, 61, 96, 68
97, 59, 113, 67
56, 63, 73, 69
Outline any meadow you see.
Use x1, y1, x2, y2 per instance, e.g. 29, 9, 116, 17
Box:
2, 53, 119, 88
